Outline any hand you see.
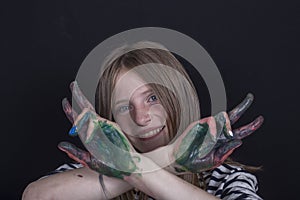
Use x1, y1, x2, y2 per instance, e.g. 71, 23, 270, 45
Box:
170, 93, 264, 173
58, 81, 141, 179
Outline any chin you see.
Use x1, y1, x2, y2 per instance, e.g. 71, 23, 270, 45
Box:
135, 134, 169, 153
136, 142, 165, 153
127, 127, 170, 153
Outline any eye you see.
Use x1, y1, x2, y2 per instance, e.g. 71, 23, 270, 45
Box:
148, 94, 158, 103
117, 105, 132, 113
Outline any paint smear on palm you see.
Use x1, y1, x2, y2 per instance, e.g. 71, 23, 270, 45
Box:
84, 120, 138, 178
175, 112, 231, 171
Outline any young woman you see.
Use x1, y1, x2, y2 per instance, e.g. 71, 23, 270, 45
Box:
22, 41, 264, 200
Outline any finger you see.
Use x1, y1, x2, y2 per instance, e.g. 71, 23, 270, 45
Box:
233, 115, 264, 139
187, 139, 242, 172
70, 81, 95, 111
58, 141, 91, 167
197, 116, 217, 139
71, 109, 94, 137
58, 142, 111, 175
214, 139, 242, 165
62, 98, 78, 124
214, 112, 233, 138
229, 93, 254, 124
85, 117, 97, 143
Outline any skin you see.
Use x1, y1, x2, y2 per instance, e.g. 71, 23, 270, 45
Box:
112, 69, 170, 153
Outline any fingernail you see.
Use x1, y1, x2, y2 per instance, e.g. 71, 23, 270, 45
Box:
70, 81, 77, 90
62, 98, 70, 111
228, 130, 233, 137
247, 93, 254, 99
69, 126, 78, 136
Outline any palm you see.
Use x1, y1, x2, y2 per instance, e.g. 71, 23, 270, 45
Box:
171, 94, 264, 173
59, 81, 139, 179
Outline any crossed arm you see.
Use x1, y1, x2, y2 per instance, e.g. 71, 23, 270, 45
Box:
22, 161, 219, 200
22, 82, 263, 200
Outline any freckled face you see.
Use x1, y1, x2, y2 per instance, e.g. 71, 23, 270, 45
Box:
112, 70, 170, 153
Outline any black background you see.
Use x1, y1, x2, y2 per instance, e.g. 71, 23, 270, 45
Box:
2, 0, 299, 199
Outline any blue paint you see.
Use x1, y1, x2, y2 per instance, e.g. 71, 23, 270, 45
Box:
69, 126, 78, 136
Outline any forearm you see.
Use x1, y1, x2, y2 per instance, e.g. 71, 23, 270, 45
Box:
22, 166, 132, 200
124, 156, 219, 200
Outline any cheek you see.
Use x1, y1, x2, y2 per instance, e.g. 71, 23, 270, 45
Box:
150, 104, 168, 119
114, 114, 125, 125
114, 114, 133, 132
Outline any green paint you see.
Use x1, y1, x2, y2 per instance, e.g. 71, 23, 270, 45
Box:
175, 123, 209, 169
77, 112, 91, 132
174, 112, 237, 172
214, 112, 233, 139
84, 120, 138, 179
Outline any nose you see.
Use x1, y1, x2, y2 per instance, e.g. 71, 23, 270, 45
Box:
131, 107, 151, 126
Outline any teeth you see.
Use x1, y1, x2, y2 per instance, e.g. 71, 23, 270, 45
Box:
140, 126, 164, 138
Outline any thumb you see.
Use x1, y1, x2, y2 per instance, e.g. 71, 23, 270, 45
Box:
58, 141, 91, 167
214, 139, 242, 165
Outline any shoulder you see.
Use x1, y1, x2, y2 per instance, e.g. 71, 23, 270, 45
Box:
202, 164, 263, 200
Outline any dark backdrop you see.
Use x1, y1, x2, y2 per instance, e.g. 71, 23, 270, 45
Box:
2, 0, 299, 199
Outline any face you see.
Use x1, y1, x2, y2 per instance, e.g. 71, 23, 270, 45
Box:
112, 69, 170, 153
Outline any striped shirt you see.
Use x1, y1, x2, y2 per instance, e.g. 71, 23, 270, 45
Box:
48, 163, 262, 199
202, 164, 262, 199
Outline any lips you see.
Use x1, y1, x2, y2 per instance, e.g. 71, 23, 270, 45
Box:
138, 125, 165, 141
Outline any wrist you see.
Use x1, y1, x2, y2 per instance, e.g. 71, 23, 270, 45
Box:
98, 174, 133, 199
142, 144, 174, 169
123, 155, 164, 198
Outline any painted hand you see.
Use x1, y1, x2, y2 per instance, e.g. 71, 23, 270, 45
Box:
171, 94, 264, 173
58, 81, 140, 179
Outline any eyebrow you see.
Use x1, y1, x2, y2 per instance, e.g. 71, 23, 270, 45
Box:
113, 88, 154, 107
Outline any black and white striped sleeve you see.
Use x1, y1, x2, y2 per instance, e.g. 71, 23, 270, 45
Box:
205, 164, 263, 200
40, 163, 83, 178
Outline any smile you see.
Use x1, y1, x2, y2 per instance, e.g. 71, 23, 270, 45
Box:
139, 126, 165, 140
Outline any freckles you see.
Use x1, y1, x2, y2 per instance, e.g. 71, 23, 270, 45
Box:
150, 104, 168, 119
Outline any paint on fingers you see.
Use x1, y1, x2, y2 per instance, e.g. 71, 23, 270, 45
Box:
229, 93, 254, 124
233, 115, 264, 139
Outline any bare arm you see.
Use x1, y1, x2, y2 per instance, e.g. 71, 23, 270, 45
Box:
22, 167, 132, 200
124, 155, 219, 200
22, 163, 219, 200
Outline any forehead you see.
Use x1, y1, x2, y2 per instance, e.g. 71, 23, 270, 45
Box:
113, 69, 150, 102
